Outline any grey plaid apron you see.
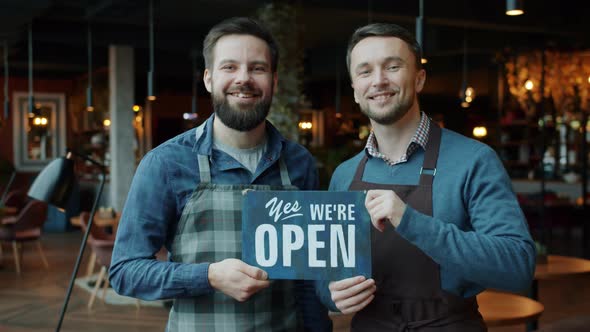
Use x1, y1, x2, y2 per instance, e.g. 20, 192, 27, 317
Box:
166, 125, 299, 332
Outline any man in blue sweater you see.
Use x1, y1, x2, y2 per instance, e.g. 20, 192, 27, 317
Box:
316, 23, 536, 331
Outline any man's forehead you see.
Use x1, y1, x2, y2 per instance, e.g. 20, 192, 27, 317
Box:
350, 36, 412, 64
213, 34, 271, 63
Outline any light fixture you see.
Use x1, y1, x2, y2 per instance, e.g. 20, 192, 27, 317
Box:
191, 50, 199, 116
132, 105, 141, 112
473, 126, 487, 138
525, 79, 534, 91
103, 119, 111, 127
3, 41, 9, 119
298, 121, 312, 130
506, 0, 524, 16
415, 0, 427, 64
28, 150, 106, 332
459, 30, 474, 108
147, 0, 156, 101
86, 22, 94, 112
28, 24, 34, 115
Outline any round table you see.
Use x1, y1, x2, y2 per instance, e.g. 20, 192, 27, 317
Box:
535, 255, 590, 280
477, 290, 544, 327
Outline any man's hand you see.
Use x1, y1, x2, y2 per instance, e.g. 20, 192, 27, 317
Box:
365, 189, 406, 231
329, 276, 376, 314
208, 258, 270, 302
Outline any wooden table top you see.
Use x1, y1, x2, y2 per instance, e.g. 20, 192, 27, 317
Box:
477, 290, 544, 327
535, 255, 590, 280
329, 289, 543, 328
70, 212, 121, 228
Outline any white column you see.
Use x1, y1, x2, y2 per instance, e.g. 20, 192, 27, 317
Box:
108, 45, 135, 212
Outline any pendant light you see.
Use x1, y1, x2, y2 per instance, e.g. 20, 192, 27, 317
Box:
28, 23, 34, 115
86, 22, 94, 112
416, 0, 427, 64
3, 41, 9, 119
506, 0, 524, 16
147, 0, 156, 101
459, 30, 475, 108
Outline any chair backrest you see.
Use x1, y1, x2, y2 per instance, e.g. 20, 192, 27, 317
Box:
78, 212, 116, 241
78, 212, 115, 267
3, 189, 28, 211
12, 200, 48, 232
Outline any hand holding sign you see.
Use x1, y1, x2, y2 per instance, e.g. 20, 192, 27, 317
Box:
208, 258, 270, 302
329, 276, 376, 314
365, 189, 407, 230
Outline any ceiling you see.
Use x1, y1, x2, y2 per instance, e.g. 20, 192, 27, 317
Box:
0, 0, 589, 95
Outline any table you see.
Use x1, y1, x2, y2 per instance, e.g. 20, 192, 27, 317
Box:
478, 290, 544, 327
528, 254, 590, 330
69, 212, 121, 277
329, 290, 544, 330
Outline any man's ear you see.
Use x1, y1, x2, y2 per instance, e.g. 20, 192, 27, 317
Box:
204, 68, 212, 93
351, 82, 359, 104
415, 69, 426, 93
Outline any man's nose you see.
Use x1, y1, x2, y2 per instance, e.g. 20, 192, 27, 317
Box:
234, 68, 251, 84
371, 69, 388, 87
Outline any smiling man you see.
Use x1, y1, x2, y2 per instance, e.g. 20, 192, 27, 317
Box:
315, 23, 535, 331
110, 17, 331, 332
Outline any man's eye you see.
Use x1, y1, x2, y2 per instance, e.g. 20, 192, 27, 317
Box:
222, 65, 235, 70
387, 66, 400, 71
253, 66, 266, 72
358, 70, 370, 77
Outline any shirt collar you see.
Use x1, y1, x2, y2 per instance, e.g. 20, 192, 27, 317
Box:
193, 113, 286, 159
364, 111, 430, 166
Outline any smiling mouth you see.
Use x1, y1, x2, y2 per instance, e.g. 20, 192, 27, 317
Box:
368, 92, 395, 102
227, 92, 261, 100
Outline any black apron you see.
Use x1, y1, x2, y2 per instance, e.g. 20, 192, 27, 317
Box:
349, 120, 486, 331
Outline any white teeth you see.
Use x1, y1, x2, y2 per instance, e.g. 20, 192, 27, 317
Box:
231, 93, 254, 98
372, 94, 390, 101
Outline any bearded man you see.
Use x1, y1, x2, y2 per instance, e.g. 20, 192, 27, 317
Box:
111, 17, 331, 332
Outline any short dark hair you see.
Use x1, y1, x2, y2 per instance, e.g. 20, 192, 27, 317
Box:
203, 17, 279, 73
346, 23, 422, 74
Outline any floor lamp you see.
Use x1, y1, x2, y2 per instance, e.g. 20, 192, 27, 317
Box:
27, 150, 106, 332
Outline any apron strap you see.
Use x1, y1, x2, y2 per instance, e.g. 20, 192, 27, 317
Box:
353, 154, 369, 183
197, 154, 211, 183
278, 157, 292, 186
419, 119, 442, 187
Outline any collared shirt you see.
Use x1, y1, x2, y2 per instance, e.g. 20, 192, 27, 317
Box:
110, 114, 321, 303
365, 111, 430, 166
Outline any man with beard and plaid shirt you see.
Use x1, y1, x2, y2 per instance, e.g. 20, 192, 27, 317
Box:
111, 17, 331, 332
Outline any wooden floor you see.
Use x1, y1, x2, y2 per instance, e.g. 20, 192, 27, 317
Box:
0, 232, 168, 332
1, 232, 589, 332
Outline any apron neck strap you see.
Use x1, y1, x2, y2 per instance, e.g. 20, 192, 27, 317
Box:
419, 119, 441, 186
197, 154, 211, 183
278, 157, 292, 186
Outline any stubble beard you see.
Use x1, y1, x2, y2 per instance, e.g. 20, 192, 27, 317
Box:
360, 93, 414, 125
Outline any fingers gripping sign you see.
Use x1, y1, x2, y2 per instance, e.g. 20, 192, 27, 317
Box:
365, 190, 407, 231
329, 276, 377, 314
208, 258, 271, 302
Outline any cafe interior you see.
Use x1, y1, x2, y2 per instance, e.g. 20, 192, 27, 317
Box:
1, 0, 590, 331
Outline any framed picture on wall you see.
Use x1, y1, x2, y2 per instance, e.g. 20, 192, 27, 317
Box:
12, 92, 66, 172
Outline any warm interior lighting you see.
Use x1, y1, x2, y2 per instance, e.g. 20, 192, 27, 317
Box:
506, 0, 524, 15
103, 119, 111, 127
524, 80, 534, 90
421, 58, 428, 64
40, 117, 48, 126
335, 113, 342, 118
506, 9, 523, 16
588, 75, 590, 84
147, 95, 156, 101
473, 126, 487, 138
135, 115, 142, 123
133, 105, 141, 112
33, 117, 41, 126
86, 106, 94, 112
298, 121, 312, 130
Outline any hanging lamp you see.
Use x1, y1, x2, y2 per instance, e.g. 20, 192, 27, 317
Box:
460, 30, 475, 108
3, 41, 9, 119
506, 0, 524, 16
147, 0, 156, 101
28, 23, 35, 115
416, 0, 427, 64
86, 22, 94, 112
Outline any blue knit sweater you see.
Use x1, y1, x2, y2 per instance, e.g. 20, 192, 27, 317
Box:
316, 128, 536, 311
